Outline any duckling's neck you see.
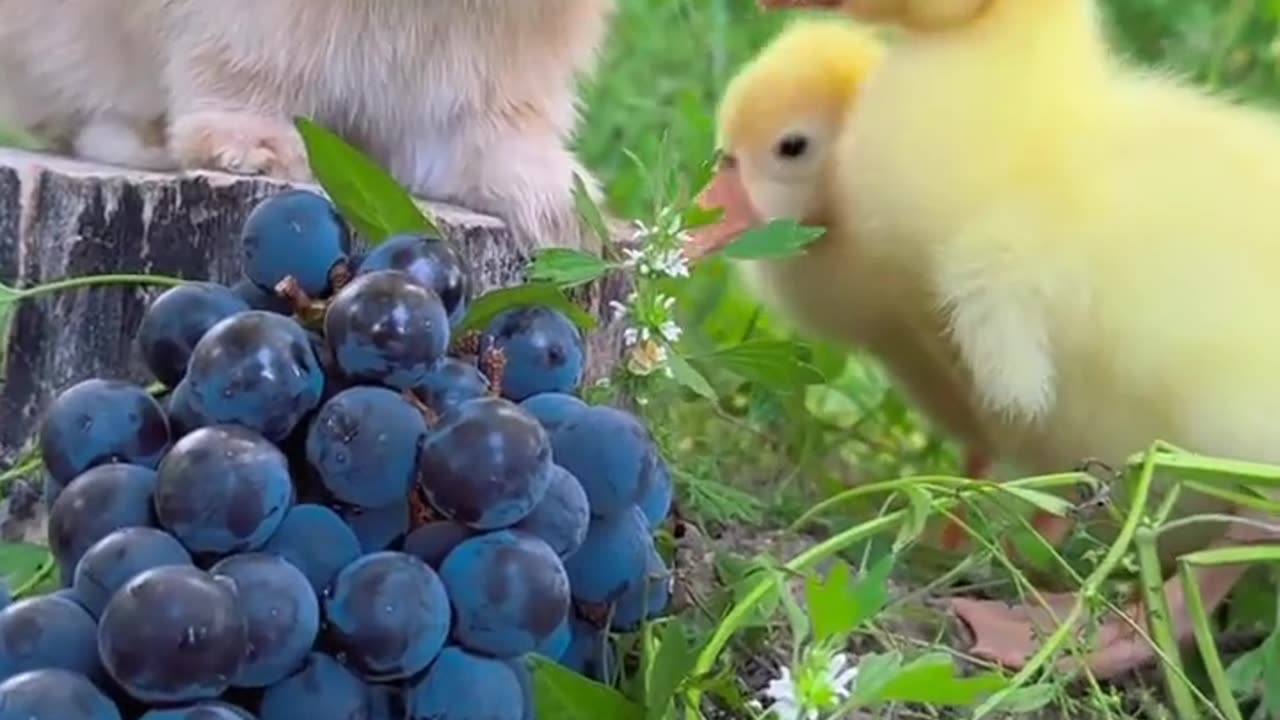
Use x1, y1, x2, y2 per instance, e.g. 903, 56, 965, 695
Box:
900, 0, 1113, 94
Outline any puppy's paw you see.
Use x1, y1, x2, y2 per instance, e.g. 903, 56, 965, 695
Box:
168, 111, 312, 182
74, 116, 177, 171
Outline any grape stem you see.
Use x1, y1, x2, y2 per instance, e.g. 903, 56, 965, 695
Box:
478, 346, 507, 395
9, 274, 187, 299
329, 260, 353, 292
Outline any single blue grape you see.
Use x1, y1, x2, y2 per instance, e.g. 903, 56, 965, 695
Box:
183, 311, 325, 442
323, 270, 450, 390
483, 306, 586, 401
339, 497, 410, 553
305, 386, 427, 509
356, 233, 472, 326
551, 405, 658, 517
230, 278, 294, 316
241, 189, 352, 298
439, 530, 570, 658
517, 392, 587, 434
38, 378, 171, 486
0, 669, 121, 720
514, 464, 589, 558
507, 657, 536, 720
71, 526, 193, 618
536, 615, 571, 661
47, 463, 157, 587
323, 552, 451, 681
558, 617, 615, 684
418, 397, 552, 530
412, 358, 491, 416
408, 647, 525, 720
306, 330, 354, 404
48, 588, 88, 612
259, 653, 368, 720
564, 506, 653, 604
137, 282, 251, 388
0, 594, 101, 683
610, 544, 673, 632
98, 565, 248, 704
262, 504, 361, 595
154, 425, 294, 555
210, 553, 320, 688
402, 521, 475, 570
140, 701, 255, 719
165, 380, 204, 439
638, 456, 674, 530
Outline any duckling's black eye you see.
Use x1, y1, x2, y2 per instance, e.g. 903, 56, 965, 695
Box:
776, 135, 809, 159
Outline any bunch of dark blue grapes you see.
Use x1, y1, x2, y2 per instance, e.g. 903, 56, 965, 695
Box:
0, 189, 675, 720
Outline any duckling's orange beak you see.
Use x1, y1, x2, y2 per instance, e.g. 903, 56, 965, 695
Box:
757, 0, 844, 9
684, 160, 762, 263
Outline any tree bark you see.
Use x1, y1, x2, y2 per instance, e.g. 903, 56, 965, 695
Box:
0, 147, 630, 543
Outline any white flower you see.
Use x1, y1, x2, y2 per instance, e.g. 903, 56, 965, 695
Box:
608, 300, 629, 321
621, 247, 645, 269
655, 248, 690, 278
823, 653, 859, 702
754, 651, 860, 720
623, 327, 640, 347
659, 320, 682, 343
758, 667, 813, 720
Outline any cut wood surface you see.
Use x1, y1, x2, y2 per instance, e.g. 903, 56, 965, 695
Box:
0, 147, 630, 543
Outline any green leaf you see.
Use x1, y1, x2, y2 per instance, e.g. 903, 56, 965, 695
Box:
293, 117, 440, 244
847, 651, 904, 707
806, 561, 854, 643
666, 352, 717, 402
702, 340, 824, 390
645, 623, 698, 720
805, 553, 894, 643
0, 281, 18, 381
1227, 639, 1268, 694
998, 486, 1073, 517
0, 542, 56, 597
720, 219, 823, 261
572, 174, 613, 251
870, 652, 1008, 707
456, 283, 597, 335
986, 684, 1058, 714
528, 249, 612, 289
529, 655, 646, 720
681, 205, 724, 232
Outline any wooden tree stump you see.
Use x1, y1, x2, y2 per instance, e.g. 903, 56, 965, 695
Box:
0, 147, 630, 544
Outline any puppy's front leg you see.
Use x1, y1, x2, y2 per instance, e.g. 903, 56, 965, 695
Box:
428, 113, 604, 254
162, 56, 312, 183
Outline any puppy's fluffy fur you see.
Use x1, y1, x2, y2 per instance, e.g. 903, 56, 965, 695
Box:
0, 1, 614, 248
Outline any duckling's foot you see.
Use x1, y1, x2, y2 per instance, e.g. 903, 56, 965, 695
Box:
950, 563, 1249, 679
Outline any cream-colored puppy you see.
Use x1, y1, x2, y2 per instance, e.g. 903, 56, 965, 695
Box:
0, 1, 614, 249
